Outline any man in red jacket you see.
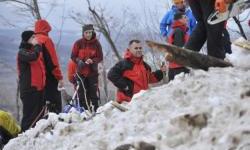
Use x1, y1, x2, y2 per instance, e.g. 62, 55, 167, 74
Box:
35, 19, 64, 114
17, 30, 46, 131
71, 24, 103, 112
108, 40, 166, 103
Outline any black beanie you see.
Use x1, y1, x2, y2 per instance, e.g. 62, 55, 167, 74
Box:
174, 11, 185, 20
21, 30, 34, 42
82, 24, 94, 32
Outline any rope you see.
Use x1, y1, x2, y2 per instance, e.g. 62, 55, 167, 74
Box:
76, 72, 93, 113
29, 104, 47, 129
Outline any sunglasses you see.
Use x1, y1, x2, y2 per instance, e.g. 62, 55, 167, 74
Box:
134, 47, 142, 50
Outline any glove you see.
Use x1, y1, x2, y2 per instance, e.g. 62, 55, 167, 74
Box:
77, 60, 85, 71
117, 78, 133, 97
123, 86, 129, 92
122, 85, 133, 97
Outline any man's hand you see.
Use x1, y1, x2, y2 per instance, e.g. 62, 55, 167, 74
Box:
160, 63, 167, 72
77, 60, 85, 71
85, 58, 93, 64
164, 52, 174, 62
123, 86, 129, 92
31, 38, 38, 46
58, 80, 64, 89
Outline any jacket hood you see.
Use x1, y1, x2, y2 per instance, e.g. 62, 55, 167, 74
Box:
124, 49, 143, 64
35, 19, 51, 35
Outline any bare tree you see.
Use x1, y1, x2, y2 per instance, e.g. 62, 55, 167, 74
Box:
135, 0, 167, 70
70, 0, 122, 61
0, 0, 41, 20
55, 0, 66, 50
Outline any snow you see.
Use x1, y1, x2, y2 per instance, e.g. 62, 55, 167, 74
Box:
226, 38, 250, 69
4, 43, 250, 150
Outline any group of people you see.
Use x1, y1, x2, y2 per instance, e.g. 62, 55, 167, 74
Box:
0, 0, 236, 147
17, 21, 105, 132
17, 20, 64, 132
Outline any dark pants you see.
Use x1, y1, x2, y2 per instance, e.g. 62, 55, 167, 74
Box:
44, 77, 62, 114
21, 90, 45, 131
77, 75, 99, 112
185, 0, 225, 59
168, 67, 190, 81
173, 28, 186, 47
222, 28, 232, 54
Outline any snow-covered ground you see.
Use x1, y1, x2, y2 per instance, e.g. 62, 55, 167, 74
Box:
4, 41, 250, 150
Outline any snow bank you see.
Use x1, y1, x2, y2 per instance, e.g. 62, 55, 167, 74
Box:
227, 38, 250, 69
4, 44, 250, 150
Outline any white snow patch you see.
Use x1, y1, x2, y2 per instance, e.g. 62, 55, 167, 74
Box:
226, 38, 250, 69
4, 41, 250, 150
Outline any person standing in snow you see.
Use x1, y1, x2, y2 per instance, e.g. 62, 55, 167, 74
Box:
160, 0, 196, 39
71, 24, 103, 112
17, 30, 46, 131
35, 19, 64, 114
167, 12, 190, 80
184, 0, 235, 59
108, 40, 166, 103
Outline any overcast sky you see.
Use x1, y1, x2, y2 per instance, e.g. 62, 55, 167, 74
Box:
0, 0, 168, 31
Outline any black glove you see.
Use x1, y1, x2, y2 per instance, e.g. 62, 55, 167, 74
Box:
77, 60, 85, 71
121, 79, 133, 97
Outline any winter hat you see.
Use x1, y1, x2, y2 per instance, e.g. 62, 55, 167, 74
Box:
82, 24, 94, 32
173, 0, 184, 4
174, 11, 185, 20
21, 30, 34, 42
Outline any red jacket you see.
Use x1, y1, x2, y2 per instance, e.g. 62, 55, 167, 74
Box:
17, 44, 46, 95
67, 59, 77, 84
108, 50, 163, 103
168, 21, 189, 69
35, 19, 63, 81
71, 34, 103, 77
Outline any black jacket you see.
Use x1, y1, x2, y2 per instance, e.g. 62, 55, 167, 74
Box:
17, 44, 46, 96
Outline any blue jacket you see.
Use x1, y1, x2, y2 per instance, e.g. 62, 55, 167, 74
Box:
160, 6, 196, 37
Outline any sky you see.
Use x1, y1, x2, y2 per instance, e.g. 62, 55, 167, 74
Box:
0, 0, 248, 35
0, 0, 167, 31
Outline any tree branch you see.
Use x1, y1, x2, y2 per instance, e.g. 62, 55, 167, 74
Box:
0, 0, 35, 11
